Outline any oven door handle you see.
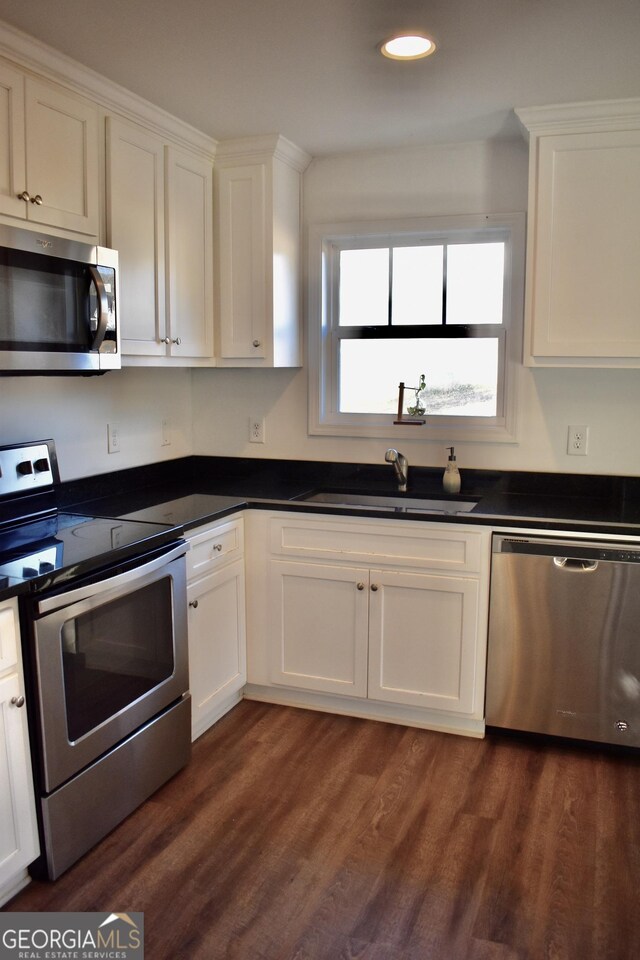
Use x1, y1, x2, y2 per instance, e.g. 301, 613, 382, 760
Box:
36, 542, 188, 615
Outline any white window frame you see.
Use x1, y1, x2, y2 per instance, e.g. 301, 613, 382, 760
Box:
307, 213, 525, 443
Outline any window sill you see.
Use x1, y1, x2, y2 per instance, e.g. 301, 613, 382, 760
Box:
308, 415, 518, 444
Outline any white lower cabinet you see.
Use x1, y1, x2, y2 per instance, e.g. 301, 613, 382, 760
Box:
186, 519, 246, 740
248, 512, 491, 737
268, 561, 369, 697
269, 561, 480, 716
367, 568, 479, 714
0, 599, 39, 905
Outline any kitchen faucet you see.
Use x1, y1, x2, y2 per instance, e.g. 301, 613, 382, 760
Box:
385, 448, 408, 492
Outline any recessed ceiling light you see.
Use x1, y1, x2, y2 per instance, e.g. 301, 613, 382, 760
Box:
380, 34, 437, 61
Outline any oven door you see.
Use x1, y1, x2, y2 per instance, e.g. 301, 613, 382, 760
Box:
28, 542, 188, 793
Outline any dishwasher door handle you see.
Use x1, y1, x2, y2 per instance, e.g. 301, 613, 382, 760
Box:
553, 556, 599, 572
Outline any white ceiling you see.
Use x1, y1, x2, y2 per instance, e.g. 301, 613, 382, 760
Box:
0, 0, 639, 156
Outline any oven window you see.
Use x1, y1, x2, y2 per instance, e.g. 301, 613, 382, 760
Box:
61, 578, 175, 742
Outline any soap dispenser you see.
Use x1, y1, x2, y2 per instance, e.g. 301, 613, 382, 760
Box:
443, 446, 461, 494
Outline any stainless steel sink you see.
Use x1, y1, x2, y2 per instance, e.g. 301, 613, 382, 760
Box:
299, 491, 478, 515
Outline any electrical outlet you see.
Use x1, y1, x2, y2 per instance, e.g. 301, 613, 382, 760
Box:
107, 422, 121, 454
161, 418, 171, 446
249, 416, 265, 444
567, 424, 589, 456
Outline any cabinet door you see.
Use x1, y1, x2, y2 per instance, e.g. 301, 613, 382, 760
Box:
368, 569, 480, 714
0, 603, 18, 672
165, 146, 213, 358
107, 118, 167, 356
187, 558, 246, 740
0, 671, 39, 891
216, 163, 267, 359
0, 60, 26, 220
268, 560, 369, 697
24, 77, 99, 236
528, 129, 640, 360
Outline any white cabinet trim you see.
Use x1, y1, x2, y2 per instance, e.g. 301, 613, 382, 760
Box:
0, 21, 217, 158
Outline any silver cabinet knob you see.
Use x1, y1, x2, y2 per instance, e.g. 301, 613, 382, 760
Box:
188, 599, 199, 609
17, 190, 31, 202
10, 695, 25, 708
212, 543, 223, 553
160, 337, 171, 344
30, 194, 43, 205
371, 584, 379, 592
356, 582, 365, 591
172, 337, 182, 346
252, 339, 261, 348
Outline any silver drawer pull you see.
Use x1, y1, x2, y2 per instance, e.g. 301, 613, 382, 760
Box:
212, 543, 223, 553
10, 695, 25, 708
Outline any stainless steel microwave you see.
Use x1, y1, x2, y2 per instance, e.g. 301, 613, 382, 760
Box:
0, 224, 119, 375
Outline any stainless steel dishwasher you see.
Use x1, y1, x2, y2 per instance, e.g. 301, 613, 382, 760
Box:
486, 534, 640, 747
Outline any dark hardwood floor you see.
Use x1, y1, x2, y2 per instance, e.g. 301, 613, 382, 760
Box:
5, 701, 640, 959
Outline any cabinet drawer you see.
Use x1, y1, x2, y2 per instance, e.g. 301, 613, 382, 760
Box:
269, 515, 483, 574
186, 518, 243, 581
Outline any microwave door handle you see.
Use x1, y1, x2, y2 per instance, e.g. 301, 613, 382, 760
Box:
88, 265, 109, 351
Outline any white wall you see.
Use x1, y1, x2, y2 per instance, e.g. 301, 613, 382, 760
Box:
3, 139, 639, 481
191, 138, 640, 477
0, 367, 193, 481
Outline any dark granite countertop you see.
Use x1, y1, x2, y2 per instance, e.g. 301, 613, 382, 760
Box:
60, 455, 640, 537
4, 456, 639, 603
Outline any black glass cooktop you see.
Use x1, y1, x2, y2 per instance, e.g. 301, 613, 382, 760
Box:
0, 511, 178, 591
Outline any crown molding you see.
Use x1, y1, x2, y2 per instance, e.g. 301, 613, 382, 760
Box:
515, 97, 640, 139
0, 18, 218, 157
215, 134, 312, 172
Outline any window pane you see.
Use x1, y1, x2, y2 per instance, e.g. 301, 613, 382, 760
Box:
339, 248, 389, 326
339, 338, 498, 417
447, 242, 504, 325
392, 246, 443, 325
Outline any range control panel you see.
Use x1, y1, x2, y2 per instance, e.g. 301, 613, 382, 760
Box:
0, 442, 57, 498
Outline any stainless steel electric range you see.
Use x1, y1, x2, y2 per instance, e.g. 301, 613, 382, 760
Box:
0, 440, 191, 880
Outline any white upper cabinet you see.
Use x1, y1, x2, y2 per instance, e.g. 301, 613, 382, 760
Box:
165, 146, 214, 359
0, 60, 25, 220
0, 60, 99, 238
106, 118, 166, 357
215, 135, 311, 367
107, 117, 214, 363
517, 99, 640, 367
